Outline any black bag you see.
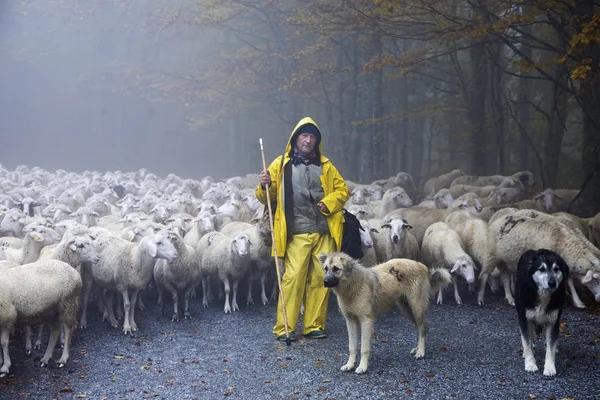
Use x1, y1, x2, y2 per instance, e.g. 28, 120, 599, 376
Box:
341, 209, 364, 260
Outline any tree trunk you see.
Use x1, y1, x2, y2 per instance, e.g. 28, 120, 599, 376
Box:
570, 0, 600, 217
372, 31, 384, 181
544, 68, 569, 188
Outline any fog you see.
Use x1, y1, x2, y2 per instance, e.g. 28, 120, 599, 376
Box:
1, 0, 599, 216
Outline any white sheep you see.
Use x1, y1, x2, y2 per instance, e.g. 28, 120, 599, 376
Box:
183, 211, 216, 246
372, 217, 420, 263
3, 227, 61, 265
421, 222, 477, 305
418, 189, 453, 209
154, 232, 201, 321
422, 169, 465, 198
87, 231, 178, 333
201, 231, 252, 313
383, 193, 483, 245
357, 220, 379, 268
0, 259, 82, 377
220, 219, 274, 305
489, 214, 600, 307
371, 187, 413, 218
215, 199, 252, 229
444, 210, 496, 305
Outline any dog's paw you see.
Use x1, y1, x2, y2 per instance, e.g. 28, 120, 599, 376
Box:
525, 362, 539, 373
340, 364, 355, 372
543, 365, 556, 377
411, 348, 425, 359
355, 365, 368, 374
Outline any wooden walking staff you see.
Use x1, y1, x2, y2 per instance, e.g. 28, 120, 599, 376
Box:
259, 138, 292, 346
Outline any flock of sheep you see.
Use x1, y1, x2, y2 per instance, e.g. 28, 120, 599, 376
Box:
0, 164, 599, 378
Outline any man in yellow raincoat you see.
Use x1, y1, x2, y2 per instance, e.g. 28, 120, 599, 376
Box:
256, 117, 349, 341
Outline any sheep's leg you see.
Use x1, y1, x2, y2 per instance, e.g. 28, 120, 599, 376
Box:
436, 287, 443, 305
567, 277, 586, 309
171, 289, 180, 322
104, 291, 119, 328
115, 294, 124, 321
190, 287, 196, 300
260, 271, 269, 305
0, 327, 12, 377
137, 291, 146, 311
184, 288, 192, 320
35, 324, 44, 350
57, 324, 72, 367
79, 265, 94, 329
246, 274, 255, 305
453, 276, 463, 305
477, 272, 489, 306
128, 289, 139, 332
232, 280, 240, 312
24, 326, 33, 355
201, 278, 209, 308
223, 278, 232, 314
40, 324, 61, 367
502, 272, 515, 306
120, 289, 133, 334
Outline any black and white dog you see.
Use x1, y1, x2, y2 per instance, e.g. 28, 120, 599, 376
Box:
515, 248, 569, 377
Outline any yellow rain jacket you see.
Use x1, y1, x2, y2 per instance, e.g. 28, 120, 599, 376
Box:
255, 117, 349, 258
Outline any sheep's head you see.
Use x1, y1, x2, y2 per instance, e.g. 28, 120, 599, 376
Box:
454, 193, 482, 213
391, 187, 413, 208
217, 200, 242, 219
451, 255, 476, 284
381, 218, 412, 245
535, 189, 556, 212
231, 232, 252, 257
434, 189, 453, 209
68, 236, 100, 264
194, 212, 216, 234
350, 187, 369, 205
27, 226, 61, 246
147, 234, 178, 261
358, 220, 374, 248
582, 269, 600, 302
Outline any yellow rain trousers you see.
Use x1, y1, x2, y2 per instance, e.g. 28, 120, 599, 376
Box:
273, 232, 336, 337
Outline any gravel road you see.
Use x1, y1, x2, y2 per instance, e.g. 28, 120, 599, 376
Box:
1, 284, 599, 400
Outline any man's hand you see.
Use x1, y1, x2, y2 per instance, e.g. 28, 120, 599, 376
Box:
316, 201, 329, 214
259, 170, 272, 189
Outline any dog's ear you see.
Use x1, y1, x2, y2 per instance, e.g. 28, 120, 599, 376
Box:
318, 253, 328, 266
345, 260, 354, 276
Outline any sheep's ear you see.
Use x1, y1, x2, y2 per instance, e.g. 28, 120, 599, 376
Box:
147, 240, 158, 257
554, 194, 563, 200
317, 253, 328, 265
92, 211, 100, 217
451, 261, 460, 273
68, 240, 77, 252
127, 231, 136, 241
248, 238, 253, 246
582, 270, 594, 283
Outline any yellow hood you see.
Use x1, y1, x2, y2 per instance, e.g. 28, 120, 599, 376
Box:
285, 117, 324, 160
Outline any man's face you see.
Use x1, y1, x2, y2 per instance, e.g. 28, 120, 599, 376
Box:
296, 133, 318, 157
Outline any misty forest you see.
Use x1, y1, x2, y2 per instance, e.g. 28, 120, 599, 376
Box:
1, 0, 599, 216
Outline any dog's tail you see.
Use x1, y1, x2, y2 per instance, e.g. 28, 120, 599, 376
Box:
429, 268, 452, 295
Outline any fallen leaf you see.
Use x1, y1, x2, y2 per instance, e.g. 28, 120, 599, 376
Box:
223, 369, 230, 373
141, 365, 150, 371
316, 387, 326, 392
315, 362, 323, 367
75, 395, 87, 399
264, 380, 272, 384
322, 379, 330, 383
560, 322, 567, 327
114, 356, 124, 359
426, 372, 435, 378
224, 392, 232, 397
59, 388, 74, 393
111, 376, 116, 382
439, 347, 447, 352
381, 339, 389, 343
529, 395, 537, 399
400, 380, 409, 384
